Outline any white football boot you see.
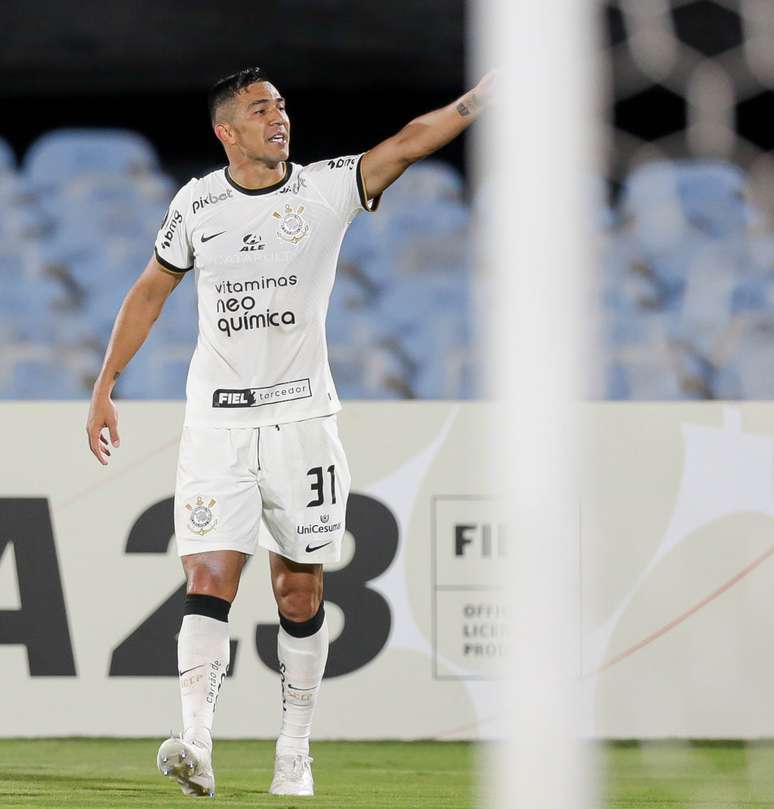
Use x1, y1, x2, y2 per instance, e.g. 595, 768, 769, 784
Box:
269, 753, 314, 796
157, 736, 215, 797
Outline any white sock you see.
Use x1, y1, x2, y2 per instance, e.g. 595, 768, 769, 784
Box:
276, 610, 329, 757
178, 612, 230, 752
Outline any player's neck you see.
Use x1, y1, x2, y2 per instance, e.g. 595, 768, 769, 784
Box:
227, 158, 286, 191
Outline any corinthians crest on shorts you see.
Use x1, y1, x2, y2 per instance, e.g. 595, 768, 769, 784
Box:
273, 204, 310, 244
185, 496, 218, 536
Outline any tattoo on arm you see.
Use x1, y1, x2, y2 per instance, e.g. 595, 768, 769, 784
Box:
456, 92, 482, 119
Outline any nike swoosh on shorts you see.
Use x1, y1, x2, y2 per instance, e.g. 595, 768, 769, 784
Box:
305, 541, 333, 553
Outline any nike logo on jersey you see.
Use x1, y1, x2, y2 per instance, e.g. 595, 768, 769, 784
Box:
179, 664, 205, 676
305, 541, 333, 553
201, 231, 226, 243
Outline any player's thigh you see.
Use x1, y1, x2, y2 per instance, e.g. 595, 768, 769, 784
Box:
258, 415, 351, 565
175, 426, 262, 558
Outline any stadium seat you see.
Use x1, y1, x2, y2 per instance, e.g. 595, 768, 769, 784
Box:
326, 271, 371, 344
156, 276, 198, 344
23, 129, 161, 191
0, 136, 16, 173
71, 244, 156, 342
342, 160, 470, 288
606, 340, 684, 400
386, 159, 465, 204
4, 145, 481, 400
376, 273, 472, 399
717, 313, 774, 399
620, 162, 687, 253
116, 332, 193, 400
0, 245, 63, 343
0, 344, 95, 400
39, 171, 173, 225
675, 241, 737, 356
328, 335, 409, 399
672, 160, 751, 239
40, 174, 173, 265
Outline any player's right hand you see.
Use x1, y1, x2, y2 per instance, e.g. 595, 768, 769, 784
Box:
86, 395, 120, 466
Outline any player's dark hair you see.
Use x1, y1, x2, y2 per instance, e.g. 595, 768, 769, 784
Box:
208, 67, 272, 124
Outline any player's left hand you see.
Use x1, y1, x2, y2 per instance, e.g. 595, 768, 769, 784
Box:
473, 69, 499, 108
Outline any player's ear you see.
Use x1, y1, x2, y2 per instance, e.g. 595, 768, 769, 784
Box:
214, 122, 235, 147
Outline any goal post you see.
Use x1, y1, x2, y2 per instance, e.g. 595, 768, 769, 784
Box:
472, 1, 601, 807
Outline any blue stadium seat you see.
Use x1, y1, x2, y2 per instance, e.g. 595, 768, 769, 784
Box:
40, 171, 173, 225
341, 160, 470, 288
116, 327, 193, 400
621, 162, 695, 258
673, 240, 737, 356
23, 129, 161, 192
3, 140, 478, 400
716, 313, 774, 399
156, 276, 198, 344
328, 337, 409, 399
0, 345, 95, 400
40, 173, 173, 263
0, 136, 16, 173
71, 244, 154, 342
327, 271, 371, 345
605, 341, 684, 399
0, 245, 63, 343
0, 174, 47, 241
387, 160, 465, 204
376, 273, 471, 398
621, 160, 753, 249
672, 160, 751, 239
605, 160, 766, 400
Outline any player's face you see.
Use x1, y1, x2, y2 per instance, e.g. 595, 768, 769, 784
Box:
231, 82, 290, 165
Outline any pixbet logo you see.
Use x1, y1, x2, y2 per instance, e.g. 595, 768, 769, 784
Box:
240, 233, 265, 252
192, 189, 233, 214
454, 523, 507, 558
160, 209, 183, 249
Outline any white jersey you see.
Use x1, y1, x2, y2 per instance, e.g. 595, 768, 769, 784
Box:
154, 155, 379, 428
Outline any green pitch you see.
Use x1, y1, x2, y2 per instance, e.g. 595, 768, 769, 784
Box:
604, 740, 774, 808
3, 739, 774, 808
0, 739, 475, 809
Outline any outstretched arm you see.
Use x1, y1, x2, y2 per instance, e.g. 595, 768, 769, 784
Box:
360, 71, 497, 199
86, 256, 183, 465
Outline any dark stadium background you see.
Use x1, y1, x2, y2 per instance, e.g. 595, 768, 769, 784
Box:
5, 2, 760, 192
3, 1, 468, 186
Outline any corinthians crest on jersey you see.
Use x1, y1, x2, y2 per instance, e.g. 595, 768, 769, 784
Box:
186, 496, 218, 536
273, 204, 309, 244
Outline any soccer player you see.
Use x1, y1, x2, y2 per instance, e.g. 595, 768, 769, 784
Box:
86, 66, 493, 797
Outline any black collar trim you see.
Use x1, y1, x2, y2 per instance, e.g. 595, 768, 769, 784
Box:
224, 162, 292, 196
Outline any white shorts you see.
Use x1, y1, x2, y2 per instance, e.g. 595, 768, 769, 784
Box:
174, 415, 350, 564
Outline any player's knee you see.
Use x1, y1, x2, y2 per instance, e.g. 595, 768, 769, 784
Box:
275, 582, 321, 623
186, 565, 238, 602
